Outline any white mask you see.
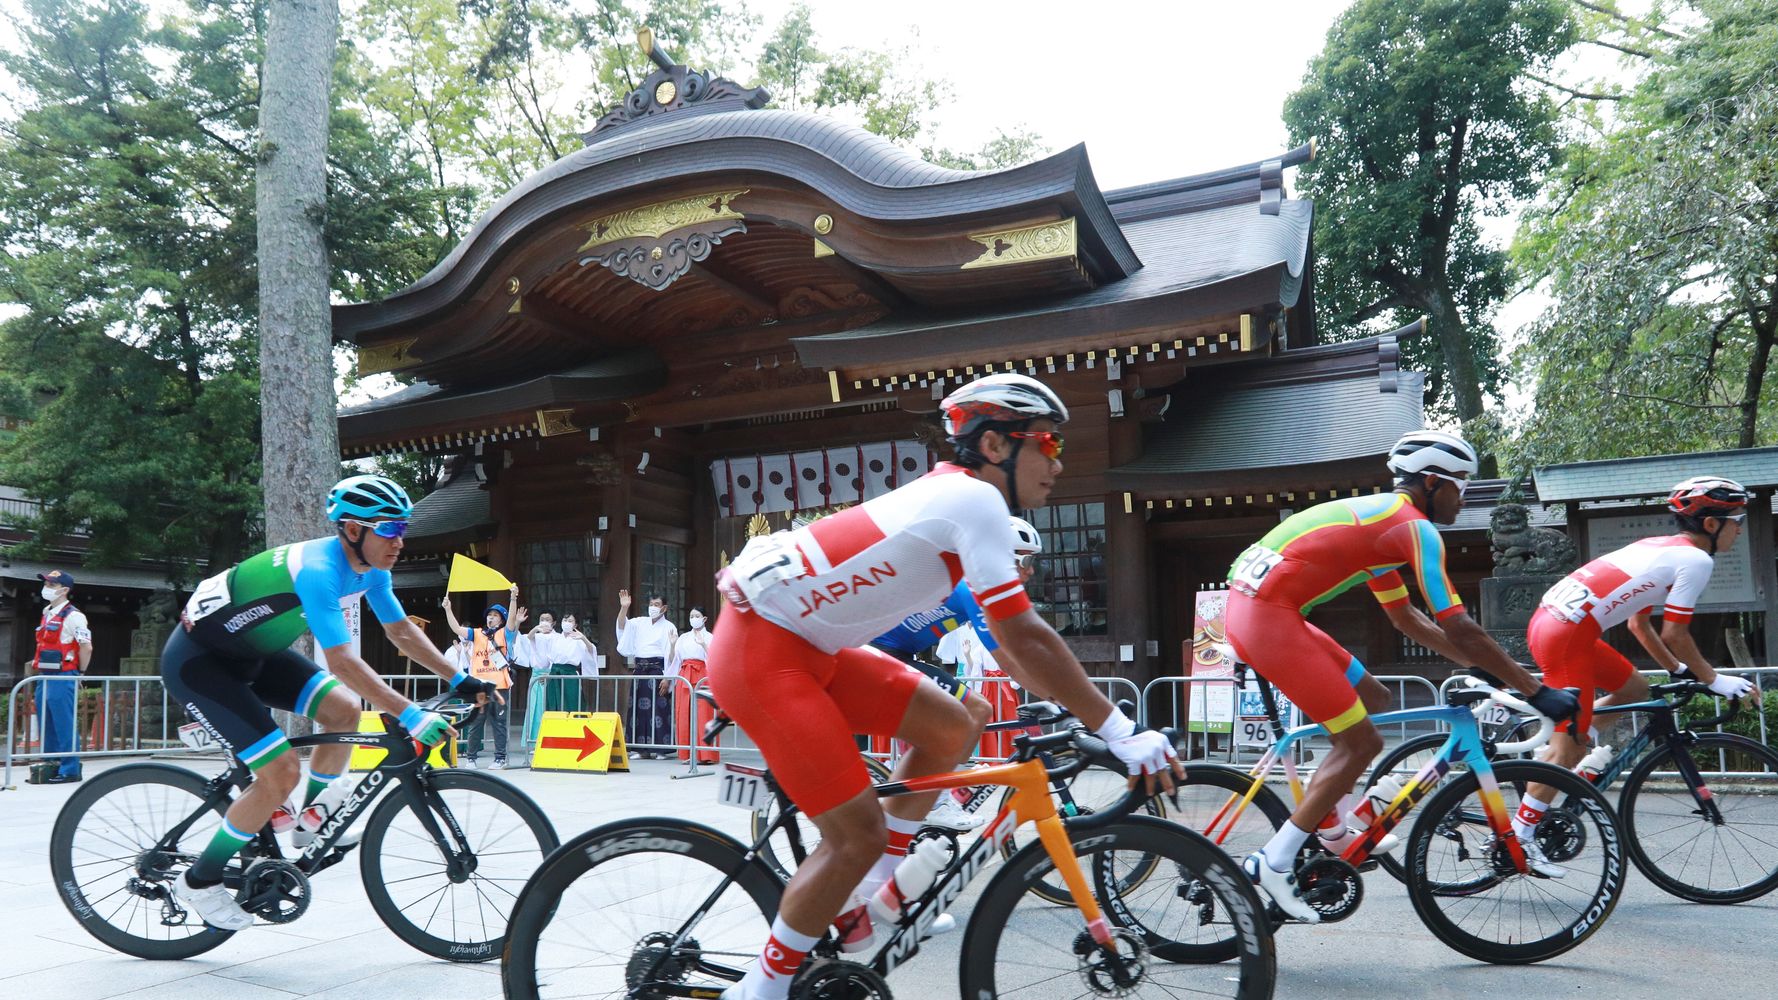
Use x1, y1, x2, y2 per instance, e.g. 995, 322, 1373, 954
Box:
41, 586, 61, 602
648, 606, 663, 620
689, 614, 705, 629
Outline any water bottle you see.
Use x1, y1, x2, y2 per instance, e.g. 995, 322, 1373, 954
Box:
839, 839, 949, 953
1349, 775, 1404, 829
1577, 745, 1613, 783
295, 775, 353, 844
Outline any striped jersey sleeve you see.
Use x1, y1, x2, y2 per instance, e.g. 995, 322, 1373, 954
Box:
1663, 546, 1716, 624
1380, 518, 1465, 620
1366, 570, 1411, 608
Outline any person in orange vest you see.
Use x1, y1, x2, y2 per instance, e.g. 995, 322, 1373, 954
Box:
443, 588, 525, 768
28, 570, 92, 782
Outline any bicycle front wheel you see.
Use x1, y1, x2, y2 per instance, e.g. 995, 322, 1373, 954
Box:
503, 818, 783, 1000
48, 762, 235, 960
751, 751, 891, 880
1171, 763, 1293, 868
998, 756, 1169, 905
360, 768, 559, 961
961, 817, 1274, 1000
1406, 760, 1624, 964
1620, 731, 1778, 903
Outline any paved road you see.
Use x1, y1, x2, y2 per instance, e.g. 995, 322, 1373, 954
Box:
3, 754, 1774, 999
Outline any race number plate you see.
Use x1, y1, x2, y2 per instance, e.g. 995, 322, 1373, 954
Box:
177, 722, 216, 752
717, 762, 769, 812
1541, 578, 1594, 624
1231, 545, 1284, 593
1237, 719, 1274, 747
182, 572, 233, 624
1475, 701, 1514, 729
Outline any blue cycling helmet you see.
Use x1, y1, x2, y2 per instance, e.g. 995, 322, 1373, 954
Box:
327, 474, 413, 522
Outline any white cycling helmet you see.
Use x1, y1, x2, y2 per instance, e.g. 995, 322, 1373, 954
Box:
1386, 430, 1479, 478
1010, 516, 1042, 555
940, 373, 1069, 439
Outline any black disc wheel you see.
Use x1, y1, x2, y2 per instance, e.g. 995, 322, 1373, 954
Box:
49, 762, 236, 959
502, 818, 783, 1000
752, 753, 892, 881
360, 769, 558, 961
1405, 760, 1624, 964
960, 817, 1275, 999
1619, 732, 1778, 903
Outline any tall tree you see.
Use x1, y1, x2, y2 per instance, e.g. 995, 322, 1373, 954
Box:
258, 0, 339, 546
1283, 0, 1573, 466
1511, 0, 1778, 465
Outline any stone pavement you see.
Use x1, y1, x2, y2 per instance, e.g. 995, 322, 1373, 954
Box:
3, 753, 1776, 999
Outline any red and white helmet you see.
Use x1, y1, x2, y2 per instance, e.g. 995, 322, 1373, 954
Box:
940, 374, 1069, 440
1668, 476, 1750, 519
1010, 516, 1042, 555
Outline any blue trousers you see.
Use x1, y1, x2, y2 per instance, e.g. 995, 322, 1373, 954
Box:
36, 671, 81, 777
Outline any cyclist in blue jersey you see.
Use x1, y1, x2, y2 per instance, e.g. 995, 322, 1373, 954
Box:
161, 475, 498, 931
867, 516, 1042, 832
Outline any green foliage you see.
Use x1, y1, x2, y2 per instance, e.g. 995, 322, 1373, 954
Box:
1283, 0, 1572, 435
1508, 0, 1778, 469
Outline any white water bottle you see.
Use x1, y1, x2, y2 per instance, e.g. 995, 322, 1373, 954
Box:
1350, 775, 1404, 829
866, 840, 949, 932
295, 775, 353, 843
1577, 745, 1613, 783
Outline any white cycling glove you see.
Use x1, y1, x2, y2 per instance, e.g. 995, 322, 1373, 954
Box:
1094, 707, 1176, 776
1707, 673, 1755, 699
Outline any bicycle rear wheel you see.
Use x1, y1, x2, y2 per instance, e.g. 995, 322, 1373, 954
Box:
1405, 760, 1624, 964
503, 818, 782, 1000
1619, 732, 1778, 903
1171, 763, 1293, 868
360, 768, 559, 961
960, 817, 1274, 999
750, 752, 891, 880
48, 762, 235, 959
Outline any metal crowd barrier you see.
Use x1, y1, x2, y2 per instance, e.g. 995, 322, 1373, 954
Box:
4, 674, 199, 788
519, 672, 710, 771
1139, 674, 1442, 774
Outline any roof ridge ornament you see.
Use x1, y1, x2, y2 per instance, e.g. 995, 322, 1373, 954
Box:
581, 26, 771, 146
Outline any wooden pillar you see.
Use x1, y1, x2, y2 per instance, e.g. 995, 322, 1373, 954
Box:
601, 427, 636, 673
1105, 414, 1152, 686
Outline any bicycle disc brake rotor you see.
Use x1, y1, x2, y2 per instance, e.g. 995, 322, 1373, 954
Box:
237, 860, 311, 924
1071, 926, 1149, 997
625, 932, 700, 990
790, 958, 892, 1000
1297, 856, 1363, 922
1536, 807, 1588, 863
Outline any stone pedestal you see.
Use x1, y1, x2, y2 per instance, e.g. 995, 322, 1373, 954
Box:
120, 623, 175, 676
1479, 575, 1562, 666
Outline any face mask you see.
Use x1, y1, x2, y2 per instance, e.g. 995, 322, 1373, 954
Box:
41, 586, 62, 602
648, 606, 663, 620
689, 614, 705, 629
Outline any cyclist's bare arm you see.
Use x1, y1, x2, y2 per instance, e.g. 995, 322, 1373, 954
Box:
1626, 613, 1685, 674
1383, 601, 1471, 665
384, 617, 502, 704
986, 608, 1114, 729
321, 643, 417, 718
1653, 616, 1729, 684
1438, 611, 1543, 696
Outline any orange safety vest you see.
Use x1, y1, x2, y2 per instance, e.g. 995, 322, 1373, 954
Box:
34, 604, 82, 672
468, 628, 512, 689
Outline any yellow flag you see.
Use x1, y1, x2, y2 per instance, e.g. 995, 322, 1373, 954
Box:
447, 553, 515, 593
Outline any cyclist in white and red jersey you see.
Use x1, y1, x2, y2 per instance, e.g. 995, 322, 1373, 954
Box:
708, 373, 1181, 1000
1516, 476, 1757, 873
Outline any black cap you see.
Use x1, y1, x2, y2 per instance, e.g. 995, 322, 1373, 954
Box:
38, 570, 75, 587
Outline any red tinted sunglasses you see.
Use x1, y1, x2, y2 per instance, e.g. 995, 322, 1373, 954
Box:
1008, 430, 1065, 460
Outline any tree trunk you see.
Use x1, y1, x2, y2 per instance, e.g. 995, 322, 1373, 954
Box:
258, 0, 340, 548
1425, 286, 1499, 476
1739, 317, 1774, 450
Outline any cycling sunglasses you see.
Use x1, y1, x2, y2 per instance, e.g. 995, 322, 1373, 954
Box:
1008, 430, 1065, 461
1423, 471, 1469, 498
345, 518, 409, 539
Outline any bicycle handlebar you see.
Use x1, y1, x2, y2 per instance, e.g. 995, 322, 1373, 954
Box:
1453, 673, 1558, 756
1649, 678, 1743, 729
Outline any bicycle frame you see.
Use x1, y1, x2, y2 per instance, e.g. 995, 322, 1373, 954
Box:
1203, 701, 1533, 871
645, 753, 1127, 995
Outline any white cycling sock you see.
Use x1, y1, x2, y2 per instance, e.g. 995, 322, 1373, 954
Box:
733, 915, 819, 1000
853, 813, 925, 905
1512, 794, 1551, 842
1261, 821, 1314, 872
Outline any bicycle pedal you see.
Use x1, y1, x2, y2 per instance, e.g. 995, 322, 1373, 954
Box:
1356, 858, 1380, 873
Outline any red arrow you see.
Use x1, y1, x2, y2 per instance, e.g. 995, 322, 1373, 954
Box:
541, 725, 606, 762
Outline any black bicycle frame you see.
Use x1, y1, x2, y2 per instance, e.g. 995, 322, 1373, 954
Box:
1583, 698, 1724, 823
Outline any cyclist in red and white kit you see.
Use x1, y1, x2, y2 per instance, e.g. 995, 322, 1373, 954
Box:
708, 373, 1181, 1000
1516, 477, 1757, 871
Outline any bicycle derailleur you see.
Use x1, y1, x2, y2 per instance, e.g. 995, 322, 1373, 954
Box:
790, 958, 893, 1000
236, 859, 312, 924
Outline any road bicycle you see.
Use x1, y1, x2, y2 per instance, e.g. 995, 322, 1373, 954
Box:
1372, 676, 1778, 903
1189, 666, 1624, 964
50, 690, 559, 961
502, 700, 1275, 999
750, 701, 1168, 905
